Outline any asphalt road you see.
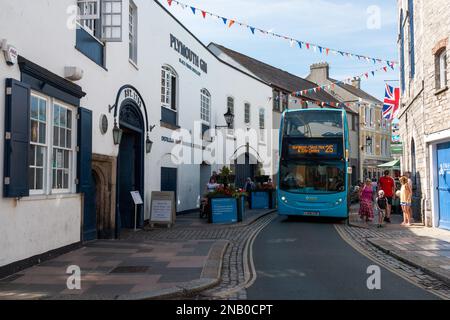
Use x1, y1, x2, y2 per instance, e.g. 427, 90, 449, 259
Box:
246, 215, 440, 300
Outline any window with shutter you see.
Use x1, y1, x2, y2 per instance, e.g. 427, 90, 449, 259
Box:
77, 108, 93, 193
3, 79, 31, 198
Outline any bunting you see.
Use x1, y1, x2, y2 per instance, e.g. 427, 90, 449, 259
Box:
292, 65, 393, 97
166, 0, 398, 66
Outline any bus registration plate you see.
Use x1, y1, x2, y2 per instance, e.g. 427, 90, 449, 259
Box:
303, 211, 320, 216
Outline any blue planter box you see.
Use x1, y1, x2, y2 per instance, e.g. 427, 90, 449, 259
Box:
251, 192, 270, 209
210, 198, 238, 224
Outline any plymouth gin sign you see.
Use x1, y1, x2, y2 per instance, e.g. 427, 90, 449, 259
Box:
170, 34, 207, 76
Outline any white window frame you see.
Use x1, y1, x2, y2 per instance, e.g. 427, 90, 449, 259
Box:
227, 96, 235, 134
259, 108, 265, 143
200, 88, 211, 124
437, 49, 447, 90
29, 93, 49, 195
28, 93, 77, 196
128, 0, 138, 63
101, 0, 123, 42
161, 65, 178, 111
51, 101, 76, 194
244, 102, 251, 125
77, 0, 100, 36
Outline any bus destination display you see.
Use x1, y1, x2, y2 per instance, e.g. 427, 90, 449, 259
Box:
288, 143, 339, 156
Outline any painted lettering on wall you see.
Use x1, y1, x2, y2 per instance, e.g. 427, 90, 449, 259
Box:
170, 34, 208, 74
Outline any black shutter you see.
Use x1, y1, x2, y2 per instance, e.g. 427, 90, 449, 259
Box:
77, 107, 92, 193
3, 79, 31, 198
171, 76, 177, 111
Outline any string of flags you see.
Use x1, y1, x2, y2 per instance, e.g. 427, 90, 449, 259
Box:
166, 0, 398, 67
292, 64, 395, 97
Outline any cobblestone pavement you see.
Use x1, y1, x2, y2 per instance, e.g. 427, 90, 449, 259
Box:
123, 212, 277, 300
335, 224, 450, 299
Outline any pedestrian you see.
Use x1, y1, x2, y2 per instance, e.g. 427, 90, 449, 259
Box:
399, 176, 413, 226
371, 178, 378, 200
244, 177, 256, 208
378, 170, 395, 223
359, 178, 374, 222
376, 190, 388, 228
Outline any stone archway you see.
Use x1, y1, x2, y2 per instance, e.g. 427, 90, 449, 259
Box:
92, 154, 117, 239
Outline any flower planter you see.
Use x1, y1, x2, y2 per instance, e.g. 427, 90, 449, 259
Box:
250, 190, 277, 209
208, 196, 238, 224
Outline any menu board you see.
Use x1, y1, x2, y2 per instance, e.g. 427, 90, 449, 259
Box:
150, 191, 176, 226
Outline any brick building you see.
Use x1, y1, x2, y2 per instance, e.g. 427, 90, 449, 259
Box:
397, 0, 449, 229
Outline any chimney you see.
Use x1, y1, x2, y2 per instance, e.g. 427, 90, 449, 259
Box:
351, 78, 361, 89
308, 62, 330, 83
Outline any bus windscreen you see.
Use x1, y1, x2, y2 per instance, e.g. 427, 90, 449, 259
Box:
284, 110, 343, 138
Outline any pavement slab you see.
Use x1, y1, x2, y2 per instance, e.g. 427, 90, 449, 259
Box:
0, 239, 229, 300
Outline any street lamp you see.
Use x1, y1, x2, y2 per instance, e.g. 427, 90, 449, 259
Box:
112, 119, 123, 145
215, 107, 235, 129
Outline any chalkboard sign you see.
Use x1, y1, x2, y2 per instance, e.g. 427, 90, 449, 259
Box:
150, 191, 176, 227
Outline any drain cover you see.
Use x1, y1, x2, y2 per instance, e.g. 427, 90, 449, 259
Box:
110, 266, 149, 274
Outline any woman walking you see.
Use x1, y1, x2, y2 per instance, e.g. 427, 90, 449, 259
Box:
359, 179, 374, 222
399, 176, 413, 226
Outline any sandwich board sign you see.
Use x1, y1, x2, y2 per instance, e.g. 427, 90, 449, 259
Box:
130, 191, 143, 231
150, 191, 176, 228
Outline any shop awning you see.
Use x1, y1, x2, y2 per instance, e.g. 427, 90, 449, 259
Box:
377, 159, 400, 170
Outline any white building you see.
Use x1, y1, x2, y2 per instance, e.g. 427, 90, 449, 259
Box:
0, 0, 273, 276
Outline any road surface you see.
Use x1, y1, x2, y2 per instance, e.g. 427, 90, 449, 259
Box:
247, 215, 439, 300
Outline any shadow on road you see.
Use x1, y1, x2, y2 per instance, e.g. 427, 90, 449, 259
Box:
280, 215, 347, 225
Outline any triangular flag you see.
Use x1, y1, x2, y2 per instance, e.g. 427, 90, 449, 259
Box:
319, 46, 323, 54
190, 6, 196, 14
249, 26, 255, 34
371, 71, 375, 76
297, 41, 302, 49
222, 17, 227, 24
228, 20, 235, 28
326, 48, 330, 55
383, 66, 388, 72
306, 43, 310, 49
290, 39, 295, 48
167, 0, 173, 6
201, 10, 206, 18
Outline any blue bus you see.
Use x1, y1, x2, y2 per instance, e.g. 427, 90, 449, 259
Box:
277, 108, 350, 219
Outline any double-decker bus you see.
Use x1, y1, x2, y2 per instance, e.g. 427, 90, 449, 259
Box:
277, 108, 350, 219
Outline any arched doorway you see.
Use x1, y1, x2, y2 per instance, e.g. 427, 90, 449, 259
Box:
117, 102, 144, 232
233, 152, 258, 189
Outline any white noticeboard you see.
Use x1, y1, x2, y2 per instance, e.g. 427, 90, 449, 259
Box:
130, 191, 143, 205
150, 191, 175, 227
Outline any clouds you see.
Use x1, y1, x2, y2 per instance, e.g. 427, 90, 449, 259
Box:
161, 0, 399, 99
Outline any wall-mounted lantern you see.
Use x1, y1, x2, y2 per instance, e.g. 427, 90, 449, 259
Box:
112, 119, 123, 145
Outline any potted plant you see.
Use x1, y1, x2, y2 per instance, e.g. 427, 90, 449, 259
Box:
206, 167, 249, 223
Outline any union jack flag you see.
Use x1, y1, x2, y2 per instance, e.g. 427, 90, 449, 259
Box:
383, 84, 400, 120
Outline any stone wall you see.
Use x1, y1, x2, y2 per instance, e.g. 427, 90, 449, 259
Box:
398, 0, 450, 225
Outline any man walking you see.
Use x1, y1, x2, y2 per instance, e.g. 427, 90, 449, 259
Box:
378, 170, 396, 223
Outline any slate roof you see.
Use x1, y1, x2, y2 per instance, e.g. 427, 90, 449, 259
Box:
330, 78, 382, 104
209, 43, 340, 105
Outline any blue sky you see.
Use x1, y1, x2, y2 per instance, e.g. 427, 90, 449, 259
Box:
160, 0, 399, 100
